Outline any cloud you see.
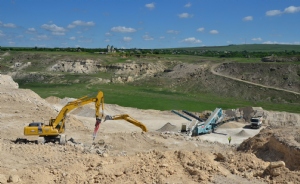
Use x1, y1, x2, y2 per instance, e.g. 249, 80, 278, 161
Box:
111, 26, 136, 33
105, 39, 110, 42
266, 6, 300, 16
143, 34, 154, 41
167, 30, 180, 34
266, 10, 282, 16
145, 3, 155, 10
284, 6, 300, 13
67, 20, 95, 28
184, 3, 191, 8
123, 37, 132, 42
41, 24, 66, 35
263, 41, 300, 45
28, 28, 36, 32
159, 36, 165, 39
252, 37, 262, 41
105, 32, 112, 36
178, 13, 193, 18
210, 30, 219, 34
3, 23, 16, 28
243, 16, 253, 21
197, 27, 205, 32
181, 37, 202, 43
69, 37, 76, 40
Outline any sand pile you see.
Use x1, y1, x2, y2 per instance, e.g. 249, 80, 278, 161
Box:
157, 122, 178, 132
0, 74, 19, 89
218, 122, 244, 129
235, 130, 250, 137
45, 96, 62, 104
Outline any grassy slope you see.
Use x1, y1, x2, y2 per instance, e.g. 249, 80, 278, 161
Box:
3, 46, 299, 113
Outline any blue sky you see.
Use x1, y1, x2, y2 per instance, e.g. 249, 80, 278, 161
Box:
0, 0, 300, 49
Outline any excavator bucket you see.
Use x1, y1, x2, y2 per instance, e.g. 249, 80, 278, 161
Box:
92, 118, 101, 140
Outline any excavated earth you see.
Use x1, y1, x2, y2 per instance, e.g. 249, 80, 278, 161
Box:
1, 74, 300, 184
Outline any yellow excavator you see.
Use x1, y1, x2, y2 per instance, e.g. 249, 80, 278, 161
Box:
24, 90, 147, 144
104, 114, 148, 132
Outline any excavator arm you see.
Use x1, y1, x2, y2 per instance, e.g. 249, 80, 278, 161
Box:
50, 91, 104, 131
104, 114, 148, 132
24, 91, 104, 137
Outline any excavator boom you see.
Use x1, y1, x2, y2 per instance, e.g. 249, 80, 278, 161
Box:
105, 114, 148, 132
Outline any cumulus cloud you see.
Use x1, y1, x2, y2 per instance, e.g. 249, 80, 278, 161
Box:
197, 27, 205, 32
184, 3, 191, 8
28, 28, 36, 32
266, 10, 282, 16
243, 16, 253, 21
145, 3, 155, 10
123, 37, 132, 42
252, 37, 262, 41
67, 20, 95, 28
111, 26, 136, 33
284, 6, 300, 13
181, 37, 202, 43
263, 41, 300, 45
178, 13, 193, 18
210, 30, 219, 34
69, 37, 76, 40
26, 28, 36, 34
266, 6, 300, 16
41, 24, 66, 35
3, 23, 16, 28
167, 30, 179, 34
143, 34, 154, 41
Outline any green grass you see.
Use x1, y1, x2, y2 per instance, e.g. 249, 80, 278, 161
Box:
18, 82, 300, 113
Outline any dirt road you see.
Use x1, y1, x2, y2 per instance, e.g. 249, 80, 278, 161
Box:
211, 63, 300, 95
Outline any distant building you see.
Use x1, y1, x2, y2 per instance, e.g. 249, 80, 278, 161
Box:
107, 45, 116, 53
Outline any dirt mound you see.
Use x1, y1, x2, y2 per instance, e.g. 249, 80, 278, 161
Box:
0, 74, 19, 89
218, 122, 244, 129
238, 127, 300, 171
264, 111, 300, 127
157, 122, 178, 132
165, 63, 206, 79
235, 130, 250, 137
45, 96, 61, 104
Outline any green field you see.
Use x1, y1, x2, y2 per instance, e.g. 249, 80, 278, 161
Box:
18, 82, 300, 114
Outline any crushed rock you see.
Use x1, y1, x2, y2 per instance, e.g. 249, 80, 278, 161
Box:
157, 122, 178, 132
